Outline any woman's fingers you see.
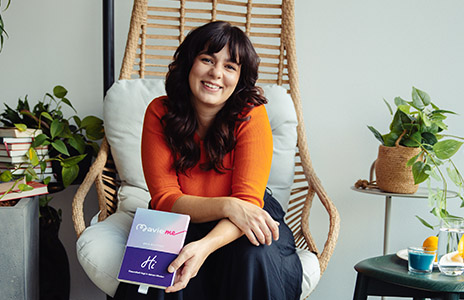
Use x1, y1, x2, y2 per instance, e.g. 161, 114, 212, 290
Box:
165, 241, 210, 293
228, 199, 282, 246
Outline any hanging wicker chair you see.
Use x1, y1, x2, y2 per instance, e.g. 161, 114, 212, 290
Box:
72, 0, 340, 296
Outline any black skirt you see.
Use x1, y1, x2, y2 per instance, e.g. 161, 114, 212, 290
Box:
114, 191, 302, 300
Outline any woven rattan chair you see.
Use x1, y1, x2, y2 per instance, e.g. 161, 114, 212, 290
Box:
72, 0, 340, 297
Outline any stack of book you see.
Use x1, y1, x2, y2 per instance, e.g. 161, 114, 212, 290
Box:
0, 177, 49, 203
0, 127, 55, 183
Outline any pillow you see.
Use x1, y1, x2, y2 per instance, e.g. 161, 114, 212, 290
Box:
103, 79, 165, 191
262, 84, 298, 212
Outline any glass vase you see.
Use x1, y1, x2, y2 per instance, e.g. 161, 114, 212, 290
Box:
437, 216, 464, 276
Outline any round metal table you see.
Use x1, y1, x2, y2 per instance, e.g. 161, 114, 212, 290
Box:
353, 254, 464, 300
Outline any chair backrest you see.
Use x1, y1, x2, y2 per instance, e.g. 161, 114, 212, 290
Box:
93, 0, 340, 275
120, 0, 297, 86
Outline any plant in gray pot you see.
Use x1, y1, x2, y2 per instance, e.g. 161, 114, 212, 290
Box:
0, 85, 104, 300
368, 87, 464, 228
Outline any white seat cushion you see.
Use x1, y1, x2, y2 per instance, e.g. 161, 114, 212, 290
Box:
77, 79, 319, 298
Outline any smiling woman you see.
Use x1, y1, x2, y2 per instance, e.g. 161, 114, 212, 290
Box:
109, 21, 304, 300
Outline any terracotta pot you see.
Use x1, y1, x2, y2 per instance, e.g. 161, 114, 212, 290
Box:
375, 145, 421, 194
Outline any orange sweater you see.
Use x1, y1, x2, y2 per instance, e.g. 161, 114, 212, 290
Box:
141, 96, 273, 212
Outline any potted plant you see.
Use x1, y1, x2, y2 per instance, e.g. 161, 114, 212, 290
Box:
0, 85, 104, 189
368, 87, 464, 228
0, 85, 104, 300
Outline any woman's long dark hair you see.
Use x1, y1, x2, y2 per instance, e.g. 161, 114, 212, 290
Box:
163, 21, 266, 174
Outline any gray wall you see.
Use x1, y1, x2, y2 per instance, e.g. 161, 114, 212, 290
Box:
1, 1, 464, 299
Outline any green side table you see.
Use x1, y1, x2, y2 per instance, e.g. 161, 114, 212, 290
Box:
353, 254, 464, 300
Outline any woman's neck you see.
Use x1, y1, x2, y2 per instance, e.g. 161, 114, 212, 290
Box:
192, 100, 224, 140
196, 112, 214, 139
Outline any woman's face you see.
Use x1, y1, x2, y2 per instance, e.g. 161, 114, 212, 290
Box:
188, 44, 241, 114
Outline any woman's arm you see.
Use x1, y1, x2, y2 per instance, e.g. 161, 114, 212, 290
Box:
171, 194, 279, 246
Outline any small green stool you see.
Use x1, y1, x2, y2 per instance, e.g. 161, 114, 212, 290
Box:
353, 254, 464, 300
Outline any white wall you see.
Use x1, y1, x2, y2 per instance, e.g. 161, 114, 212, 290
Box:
1, 1, 464, 299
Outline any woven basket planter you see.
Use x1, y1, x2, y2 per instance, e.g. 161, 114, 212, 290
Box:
375, 145, 421, 194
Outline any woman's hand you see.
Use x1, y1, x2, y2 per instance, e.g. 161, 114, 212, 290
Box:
225, 198, 279, 246
165, 240, 211, 293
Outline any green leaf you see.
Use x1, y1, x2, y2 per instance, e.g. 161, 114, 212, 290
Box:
416, 215, 435, 230
435, 120, 448, 131
51, 140, 70, 156
43, 176, 51, 185
421, 132, 438, 146
383, 132, 400, 147
62, 164, 79, 187
406, 152, 421, 167
31, 133, 48, 148
73, 116, 82, 127
429, 113, 447, 121
368, 126, 385, 145
85, 125, 104, 141
433, 140, 463, 159
397, 104, 411, 116
61, 97, 76, 112
81, 116, 103, 129
402, 131, 422, 147
39, 161, 48, 173
394, 97, 408, 107
431, 109, 457, 115
411, 87, 431, 110
60, 154, 87, 167
390, 109, 414, 134
25, 173, 33, 182
412, 161, 431, 184
50, 119, 65, 139
0, 170, 12, 182
18, 183, 33, 192
383, 99, 393, 115
447, 166, 462, 187
27, 148, 39, 166
24, 167, 38, 180
68, 134, 86, 154
53, 85, 68, 98
419, 111, 432, 127
40, 111, 53, 122
14, 123, 27, 132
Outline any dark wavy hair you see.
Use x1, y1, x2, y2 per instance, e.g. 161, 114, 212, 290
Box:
163, 21, 266, 175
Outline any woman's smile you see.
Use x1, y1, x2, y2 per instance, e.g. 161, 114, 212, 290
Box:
189, 44, 241, 114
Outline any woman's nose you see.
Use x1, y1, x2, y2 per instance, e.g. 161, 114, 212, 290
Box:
208, 65, 222, 78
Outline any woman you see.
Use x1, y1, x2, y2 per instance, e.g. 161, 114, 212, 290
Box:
115, 21, 302, 300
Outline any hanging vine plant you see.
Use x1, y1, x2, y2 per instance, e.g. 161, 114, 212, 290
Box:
0, 0, 12, 52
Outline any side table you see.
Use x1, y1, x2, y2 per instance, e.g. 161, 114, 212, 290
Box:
351, 187, 458, 255
353, 254, 464, 300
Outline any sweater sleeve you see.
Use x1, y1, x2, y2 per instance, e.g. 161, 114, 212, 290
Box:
141, 97, 184, 211
230, 105, 273, 208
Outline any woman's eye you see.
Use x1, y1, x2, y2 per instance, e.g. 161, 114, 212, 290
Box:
225, 64, 237, 71
201, 57, 213, 63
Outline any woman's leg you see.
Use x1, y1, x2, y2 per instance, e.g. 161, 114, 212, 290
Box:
209, 191, 303, 300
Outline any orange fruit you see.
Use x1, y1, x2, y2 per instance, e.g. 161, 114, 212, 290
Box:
423, 236, 438, 251
458, 235, 464, 257
452, 253, 464, 263
423, 236, 438, 262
